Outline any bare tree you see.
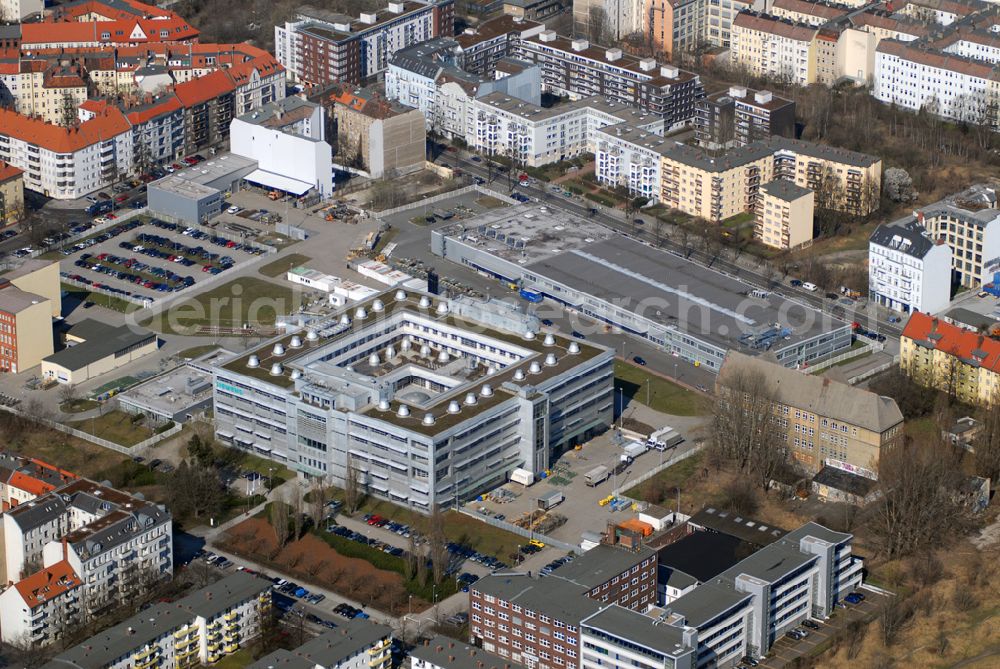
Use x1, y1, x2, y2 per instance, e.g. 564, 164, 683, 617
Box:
57, 383, 79, 407
972, 403, 1000, 483
587, 6, 612, 46
291, 485, 305, 542
712, 366, 787, 489
428, 504, 448, 585
870, 435, 970, 559
344, 456, 363, 514
271, 495, 290, 549
310, 477, 331, 527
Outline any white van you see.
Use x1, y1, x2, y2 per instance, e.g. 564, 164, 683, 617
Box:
802, 282, 818, 292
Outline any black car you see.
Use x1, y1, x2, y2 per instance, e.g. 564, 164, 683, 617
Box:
633, 356, 647, 366
148, 459, 163, 469
801, 620, 820, 630
633, 218, 645, 226
541, 319, 553, 326
571, 330, 585, 339
790, 279, 803, 287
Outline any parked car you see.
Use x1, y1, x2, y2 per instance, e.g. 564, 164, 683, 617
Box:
801, 620, 820, 630
633, 356, 647, 366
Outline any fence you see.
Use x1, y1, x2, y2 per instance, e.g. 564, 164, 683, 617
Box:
618, 442, 705, 496
848, 356, 899, 385
459, 508, 581, 554
0, 404, 182, 456
60, 275, 151, 307
375, 185, 517, 219
803, 341, 882, 375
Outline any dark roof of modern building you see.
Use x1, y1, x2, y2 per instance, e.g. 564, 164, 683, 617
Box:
656, 531, 758, 582
870, 217, 941, 258
580, 606, 688, 657
472, 573, 603, 623
813, 465, 877, 497
768, 136, 880, 167
666, 580, 753, 628
761, 179, 813, 201
550, 544, 654, 590
688, 507, 787, 546
410, 635, 525, 669
43, 320, 156, 371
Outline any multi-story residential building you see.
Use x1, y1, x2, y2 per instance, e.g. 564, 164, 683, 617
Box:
731, 11, 819, 86
514, 31, 705, 128
0, 452, 75, 511
869, 217, 952, 315
717, 350, 904, 478
385, 37, 540, 139
40, 572, 272, 668
0, 559, 82, 649
770, 0, 849, 26
873, 38, 1000, 126
646, 0, 706, 58
455, 14, 545, 76
896, 0, 985, 26
470, 544, 656, 665
212, 289, 614, 512
503, 0, 562, 22
315, 84, 427, 178
470, 94, 664, 167
755, 179, 814, 249
595, 123, 668, 201
695, 86, 795, 150
770, 136, 881, 216
0, 162, 24, 226
275, 0, 455, 87
660, 141, 777, 222
251, 619, 393, 669
900, 311, 1000, 405
891, 184, 1000, 289
0, 478, 172, 626
0, 258, 60, 373
230, 96, 335, 199
573, 0, 645, 41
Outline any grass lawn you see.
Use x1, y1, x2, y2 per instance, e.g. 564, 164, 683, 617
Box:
372, 227, 398, 254
475, 196, 508, 209
9, 422, 129, 478
61, 284, 140, 314
177, 344, 221, 360
722, 211, 755, 228
142, 277, 297, 334
211, 649, 254, 669
60, 398, 100, 413
259, 253, 312, 278
614, 360, 704, 417
624, 451, 704, 500
237, 452, 293, 484
68, 410, 154, 447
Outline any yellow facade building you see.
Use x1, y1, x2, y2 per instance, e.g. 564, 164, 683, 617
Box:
756, 179, 815, 249
718, 351, 904, 477
900, 311, 1000, 406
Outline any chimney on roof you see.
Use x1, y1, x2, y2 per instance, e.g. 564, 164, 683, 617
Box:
62, 537, 68, 561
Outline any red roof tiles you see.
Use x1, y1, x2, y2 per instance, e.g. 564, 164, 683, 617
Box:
0, 105, 131, 152
903, 311, 1000, 370
172, 68, 234, 106
14, 560, 81, 609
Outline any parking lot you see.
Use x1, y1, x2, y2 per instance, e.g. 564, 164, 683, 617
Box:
57, 216, 268, 304
465, 415, 706, 548
757, 591, 887, 668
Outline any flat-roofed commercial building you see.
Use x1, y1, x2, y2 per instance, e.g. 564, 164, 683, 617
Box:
432, 204, 852, 371
41, 319, 157, 385
717, 351, 904, 477
212, 289, 614, 512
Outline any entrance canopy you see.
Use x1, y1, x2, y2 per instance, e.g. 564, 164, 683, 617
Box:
244, 169, 312, 195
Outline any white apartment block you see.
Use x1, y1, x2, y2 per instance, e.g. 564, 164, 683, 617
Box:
873, 39, 1000, 125
573, 0, 644, 40
731, 11, 818, 86
0, 107, 133, 200
595, 123, 668, 201
1, 477, 172, 640
0, 560, 83, 648
39, 572, 272, 669
470, 93, 664, 167
386, 38, 541, 140
869, 217, 952, 315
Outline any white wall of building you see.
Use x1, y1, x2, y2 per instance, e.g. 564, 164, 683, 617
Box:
230, 116, 334, 198
869, 235, 951, 314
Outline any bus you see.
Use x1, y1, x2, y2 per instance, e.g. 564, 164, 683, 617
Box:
519, 287, 543, 303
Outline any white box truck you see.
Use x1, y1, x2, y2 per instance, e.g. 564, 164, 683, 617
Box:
622, 440, 647, 461
510, 468, 535, 486
585, 465, 611, 486
647, 426, 684, 451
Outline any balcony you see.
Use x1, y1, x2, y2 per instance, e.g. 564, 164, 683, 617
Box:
224, 611, 239, 622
